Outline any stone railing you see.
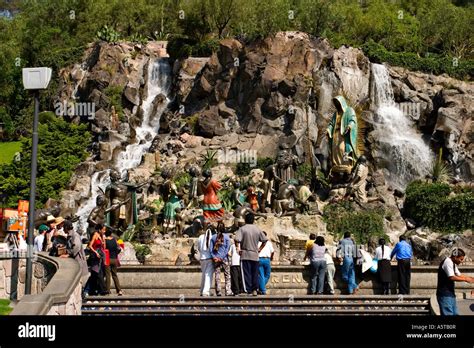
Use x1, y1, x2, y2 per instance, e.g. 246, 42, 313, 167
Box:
0, 252, 83, 315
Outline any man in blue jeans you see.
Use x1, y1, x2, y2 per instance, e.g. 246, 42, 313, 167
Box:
258, 232, 274, 295
336, 232, 359, 294
437, 248, 474, 315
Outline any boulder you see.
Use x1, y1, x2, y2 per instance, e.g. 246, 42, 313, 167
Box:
196, 109, 227, 138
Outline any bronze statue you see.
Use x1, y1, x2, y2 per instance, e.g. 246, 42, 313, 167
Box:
105, 170, 131, 230
186, 166, 201, 208
87, 193, 129, 235
231, 181, 245, 209
273, 181, 307, 217
276, 149, 299, 183
262, 163, 282, 212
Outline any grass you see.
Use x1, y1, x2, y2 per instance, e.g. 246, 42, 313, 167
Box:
0, 141, 22, 164
0, 299, 12, 315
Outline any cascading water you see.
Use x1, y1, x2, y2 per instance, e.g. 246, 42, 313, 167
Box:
75, 170, 111, 234
370, 63, 433, 190
116, 58, 172, 177
74, 57, 172, 234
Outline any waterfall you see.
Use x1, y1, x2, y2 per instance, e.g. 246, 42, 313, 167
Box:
75, 170, 111, 234
370, 63, 433, 190
115, 58, 172, 177
73, 57, 172, 235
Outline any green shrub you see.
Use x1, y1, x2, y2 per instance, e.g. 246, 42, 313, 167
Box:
0, 116, 90, 207
235, 157, 274, 177
363, 40, 473, 80
404, 181, 473, 233
324, 202, 386, 245
96, 25, 120, 43
103, 84, 124, 120
296, 163, 313, 184
167, 35, 219, 61
133, 243, 151, 263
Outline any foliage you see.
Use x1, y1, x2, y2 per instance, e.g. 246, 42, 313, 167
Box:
174, 171, 191, 190
0, 0, 472, 145
133, 243, 151, 263
363, 40, 473, 80
0, 299, 12, 316
315, 169, 330, 190
404, 181, 473, 233
296, 163, 313, 184
185, 114, 200, 134
103, 85, 124, 120
0, 116, 90, 207
96, 25, 120, 43
431, 148, 452, 183
323, 202, 386, 245
167, 35, 219, 61
0, 141, 21, 164
235, 157, 274, 177
201, 150, 218, 170
217, 187, 234, 211
128, 33, 148, 45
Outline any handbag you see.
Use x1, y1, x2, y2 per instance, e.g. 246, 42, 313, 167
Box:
104, 249, 110, 266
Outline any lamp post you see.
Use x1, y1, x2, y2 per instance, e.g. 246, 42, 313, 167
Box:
22, 67, 52, 295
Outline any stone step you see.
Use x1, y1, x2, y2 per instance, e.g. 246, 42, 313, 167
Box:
82, 295, 431, 316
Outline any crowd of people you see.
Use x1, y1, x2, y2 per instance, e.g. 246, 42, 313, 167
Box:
33, 215, 123, 297
30, 212, 473, 315
195, 214, 473, 316
197, 213, 274, 296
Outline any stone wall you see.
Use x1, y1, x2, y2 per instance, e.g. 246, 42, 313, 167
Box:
7, 253, 83, 315
115, 265, 474, 296
0, 255, 55, 300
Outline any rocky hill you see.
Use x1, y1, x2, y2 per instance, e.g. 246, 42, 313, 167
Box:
54, 32, 473, 264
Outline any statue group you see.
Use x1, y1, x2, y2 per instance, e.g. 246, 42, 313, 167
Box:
85, 96, 376, 237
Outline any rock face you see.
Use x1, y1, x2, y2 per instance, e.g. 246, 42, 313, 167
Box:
55, 32, 473, 264
388, 66, 474, 180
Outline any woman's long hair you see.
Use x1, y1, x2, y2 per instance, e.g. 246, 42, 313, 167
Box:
379, 238, 386, 258
213, 222, 226, 252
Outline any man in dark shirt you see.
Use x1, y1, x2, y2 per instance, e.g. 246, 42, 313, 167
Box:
235, 213, 267, 296
436, 248, 474, 315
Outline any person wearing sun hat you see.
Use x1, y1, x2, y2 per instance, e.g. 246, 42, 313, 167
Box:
54, 216, 67, 238
34, 224, 49, 252
43, 215, 56, 252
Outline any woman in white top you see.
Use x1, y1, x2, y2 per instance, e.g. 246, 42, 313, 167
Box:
375, 238, 392, 295
197, 227, 214, 296
229, 237, 243, 295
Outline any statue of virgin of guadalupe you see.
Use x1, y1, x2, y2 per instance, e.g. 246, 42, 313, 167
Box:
326, 96, 359, 175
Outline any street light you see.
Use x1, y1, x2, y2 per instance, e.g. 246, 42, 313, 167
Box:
22, 67, 52, 295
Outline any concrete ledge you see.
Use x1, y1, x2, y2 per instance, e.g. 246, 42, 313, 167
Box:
117, 265, 474, 296
11, 253, 82, 315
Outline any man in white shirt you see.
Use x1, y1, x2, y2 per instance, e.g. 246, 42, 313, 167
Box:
436, 248, 474, 315
197, 227, 214, 296
258, 231, 274, 295
34, 224, 48, 252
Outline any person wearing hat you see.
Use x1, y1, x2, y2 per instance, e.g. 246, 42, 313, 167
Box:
43, 215, 56, 251
34, 224, 49, 252
54, 216, 67, 238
